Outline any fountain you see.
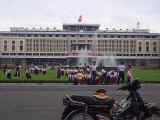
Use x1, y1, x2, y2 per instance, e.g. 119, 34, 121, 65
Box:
95, 56, 118, 71
77, 49, 118, 71
76, 32, 118, 71
77, 45, 90, 66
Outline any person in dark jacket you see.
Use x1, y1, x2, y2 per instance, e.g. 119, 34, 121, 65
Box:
117, 80, 145, 120
118, 62, 126, 83
7, 69, 12, 80
26, 70, 31, 80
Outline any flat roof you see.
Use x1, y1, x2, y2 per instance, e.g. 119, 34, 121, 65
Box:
63, 24, 100, 26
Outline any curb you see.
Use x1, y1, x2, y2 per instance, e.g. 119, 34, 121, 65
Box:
0, 83, 160, 87
0, 83, 73, 86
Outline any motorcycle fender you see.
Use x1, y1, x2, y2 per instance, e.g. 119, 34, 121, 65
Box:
145, 105, 160, 116
153, 106, 160, 116
62, 107, 83, 120
150, 106, 160, 112
154, 106, 160, 111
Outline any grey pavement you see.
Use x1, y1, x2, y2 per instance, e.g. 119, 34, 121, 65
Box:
0, 84, 160, 120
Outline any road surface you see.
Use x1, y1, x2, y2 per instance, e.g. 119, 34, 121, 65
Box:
0, 84, 160, 120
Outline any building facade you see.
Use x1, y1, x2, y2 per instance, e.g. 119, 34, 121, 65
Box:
0, 24, 160, 67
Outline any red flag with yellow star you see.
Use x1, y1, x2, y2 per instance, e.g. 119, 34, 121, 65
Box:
78, 15, 82, 22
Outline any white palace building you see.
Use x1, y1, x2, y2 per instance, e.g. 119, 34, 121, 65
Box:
0, 23, 160, 67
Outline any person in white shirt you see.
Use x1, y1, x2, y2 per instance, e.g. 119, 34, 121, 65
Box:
101, 68, 106, 84
118, 62, 126, 83
91, 62, 97, 85
34, 65, 39, 75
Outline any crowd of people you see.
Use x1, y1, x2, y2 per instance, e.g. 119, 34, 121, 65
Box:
56, 62, 134, 85
1, 61, 133, 84
2, 64, 48, 80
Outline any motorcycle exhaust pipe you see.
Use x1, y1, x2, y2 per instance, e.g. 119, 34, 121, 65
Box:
96, 114, 105, 120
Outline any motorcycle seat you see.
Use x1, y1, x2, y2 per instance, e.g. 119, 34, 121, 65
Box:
71, 95, 114, 106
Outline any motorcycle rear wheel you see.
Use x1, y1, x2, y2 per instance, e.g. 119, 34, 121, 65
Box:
68, 112, 94, 120
68, 112, 110, 120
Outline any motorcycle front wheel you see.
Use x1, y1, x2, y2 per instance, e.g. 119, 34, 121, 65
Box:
145, 114, 160, 120
131, 114, 160, 120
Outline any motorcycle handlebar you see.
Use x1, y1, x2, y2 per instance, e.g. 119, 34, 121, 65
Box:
116, 85, 129, 91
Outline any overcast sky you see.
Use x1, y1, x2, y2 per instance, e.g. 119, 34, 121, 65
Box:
0, 0, 160, 32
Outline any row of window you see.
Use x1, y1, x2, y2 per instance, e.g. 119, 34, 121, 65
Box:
116, 54, 159, 56
1, 53, 66, 56
138, 41, 158, 52
3, 40, 23, 51
1, 33, 159, 38
98, 40, 136, 52
26, 39, 67, 52
1, 53, 159, 57
2, 39, 159, 53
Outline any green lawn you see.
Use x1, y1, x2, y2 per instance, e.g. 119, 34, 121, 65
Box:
132, 69, 160, 83
0, 69, 68, 83
0, 69, 160, 83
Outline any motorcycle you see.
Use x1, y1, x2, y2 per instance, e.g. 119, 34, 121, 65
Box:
61, 80, 160, 120
111, 96, 160, 120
